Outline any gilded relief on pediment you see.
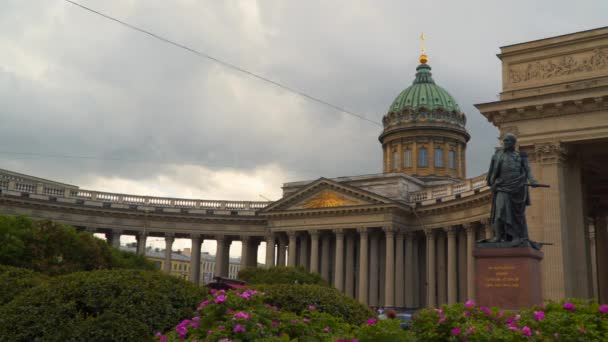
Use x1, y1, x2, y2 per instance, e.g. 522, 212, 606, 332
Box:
296, 190, 362, 209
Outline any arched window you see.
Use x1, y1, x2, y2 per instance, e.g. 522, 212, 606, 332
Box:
449, 150, 456, 169
392, 149, 399, 170
434, 148, 444, 167
418, 148, 428, 167
404, 149, 412, 168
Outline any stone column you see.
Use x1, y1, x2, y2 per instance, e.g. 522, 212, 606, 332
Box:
164, 233, 175, 274
334, 229, 345, 291
588, 218, 598, 299
457, 229, 467, 302
265, 233, 275, 268
190, 234, 202, 284
436, 231, 447, 305
345, 232, 355, 297
384, 227, 395, 308
412, 234, 420, 308
215, 236, 226, 278
369, 232, 379, 307
277, 236, 287, 267
299, 233, 309, 270
446, 226, 457, 305
395, 230, 405, 307
110, 229, 122, 249
240, 236, 250, 269
221, 239, 231, 277
321, 233, 331, 282
426, 229, 436, 307
287, 231, 297, 267
310, 230, 320, 273
136, 232, 147, 256
247, 239, 260, 267
357, 228, 369, 305
404, 232, 414, 307
464, 223, 475, 301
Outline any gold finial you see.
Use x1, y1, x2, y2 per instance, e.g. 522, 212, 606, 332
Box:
419, 32, 428, 64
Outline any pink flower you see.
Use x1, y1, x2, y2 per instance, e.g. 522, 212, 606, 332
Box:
563, 302, 576, 311
508, 324, 519, 331
534, 310, 545, 321
308, 305, 316, 311
452, 327, 461, 336
210, 289, 217, 295
160, 336, 167, 342
514, 314, 521, 321
522, 326, 531, 337
438, 317, 446, 323
233, 324, 246, 333
291, 319, 298, 324
271, 321, 278, 326
436, 308, 444, 316
214, 295, 227, 304
464, 311, 471, 317
366, 318, 377, 325
207, 330, 213, 335
464, 300, 475, 308
303, 318, 310, 323
599, 305, 608, 313
233, 311, 250, 320
323, 326, 331, 333
466, 327, 475, 335
197, 300, 209, 311
579, 326, 585, 334
480, 306, 491, 315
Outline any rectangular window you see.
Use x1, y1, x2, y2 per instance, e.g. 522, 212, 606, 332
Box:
404, 150, 412, 167
434, 148, 443, 167
418, 148, 428, 167
449, 150, 456, 169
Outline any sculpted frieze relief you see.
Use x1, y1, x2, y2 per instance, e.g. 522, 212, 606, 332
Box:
534, 142, 568, 164
508, 48, 608, 85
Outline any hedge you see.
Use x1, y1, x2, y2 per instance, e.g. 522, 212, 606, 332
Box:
0, 265, 47, 306
255, 284, 374, 325
0, 269, 205, 341
238, 266, 327, 286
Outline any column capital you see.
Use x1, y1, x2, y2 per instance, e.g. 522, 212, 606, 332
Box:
382, 226, 395, 233
136, 231, 147, 238
443, 226, 458, 236
190, 233, 201, 240
286, 230, 297, 237
165, 234, 175, 242
479, 218, 491, 227
356, 227, 368, 235
333, 228, 345, 236
215, 234, 226, 242
240, 235, 251, 242
462, 223, 475, 233
395, 230, 405, 240
165, 232, 175, 238
309, 229, 320, 238
534, 141, 568, 164
424, 228, 436, 239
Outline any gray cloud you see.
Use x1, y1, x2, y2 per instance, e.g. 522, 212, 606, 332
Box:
1, 0, 607, 199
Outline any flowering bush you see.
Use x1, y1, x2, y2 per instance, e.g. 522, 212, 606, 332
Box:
411, 299, 608, 341
158, 288, 360, 341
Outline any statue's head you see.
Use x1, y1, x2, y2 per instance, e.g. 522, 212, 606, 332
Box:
502, 133, 517, 150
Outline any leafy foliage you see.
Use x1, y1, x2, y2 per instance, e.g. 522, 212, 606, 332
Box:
357, 319, 414, 342
158, 288, 359, 341
0, 214, 155, 274
255, 284, 374, 325
0, 265, 47, 306
238, 266, 327, 286
0, 269, 205, 341
411, 298, 608, 341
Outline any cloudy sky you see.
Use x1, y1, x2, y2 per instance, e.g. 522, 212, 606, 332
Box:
2, 1, 606, 254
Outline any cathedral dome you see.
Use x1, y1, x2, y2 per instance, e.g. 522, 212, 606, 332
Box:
379, 55, 470, 179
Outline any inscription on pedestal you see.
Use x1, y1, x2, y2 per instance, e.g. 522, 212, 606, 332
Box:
484, 266, 520, 289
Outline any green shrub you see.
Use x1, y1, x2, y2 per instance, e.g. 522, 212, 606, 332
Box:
255, 284, 374, 325
0, 265, 47, 306
357, 319, 414, 342
0, 269, 205, 341
238, 266, 327, 286
0, 214, 155, 274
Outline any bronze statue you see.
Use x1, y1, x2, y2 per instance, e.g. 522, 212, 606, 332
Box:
485, 133, 547, 248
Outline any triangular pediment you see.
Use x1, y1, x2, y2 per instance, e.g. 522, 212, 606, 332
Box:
259, 178, 395, 214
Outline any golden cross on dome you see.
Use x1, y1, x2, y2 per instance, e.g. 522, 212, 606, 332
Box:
419, 32, 429, 64
421, 32, 426, 54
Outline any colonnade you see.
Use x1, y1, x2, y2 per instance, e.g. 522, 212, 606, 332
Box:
266, 220, 491, 308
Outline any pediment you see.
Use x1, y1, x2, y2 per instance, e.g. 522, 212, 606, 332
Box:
259, 178, 394, 214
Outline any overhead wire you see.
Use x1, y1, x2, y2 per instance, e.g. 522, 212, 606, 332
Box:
62, 0, 381, 126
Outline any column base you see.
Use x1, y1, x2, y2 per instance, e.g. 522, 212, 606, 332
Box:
474, 247, 543, 310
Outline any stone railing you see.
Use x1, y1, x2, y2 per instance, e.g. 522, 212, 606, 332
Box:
0, 179, 270, 211
408, 174, 489, 204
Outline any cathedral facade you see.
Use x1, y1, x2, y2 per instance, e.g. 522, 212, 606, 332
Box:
1, 27, 607, 307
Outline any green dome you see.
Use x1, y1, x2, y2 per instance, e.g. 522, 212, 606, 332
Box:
389, 64, 460, 113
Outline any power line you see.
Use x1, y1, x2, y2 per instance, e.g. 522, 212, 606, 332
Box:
62, 0, 381, 126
